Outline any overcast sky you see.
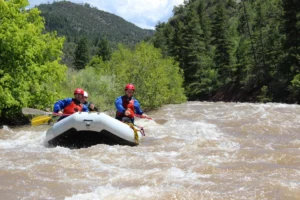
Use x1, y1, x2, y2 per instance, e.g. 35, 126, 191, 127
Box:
28, 0, 185, 30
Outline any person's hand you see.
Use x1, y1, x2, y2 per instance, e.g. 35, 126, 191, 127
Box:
89, 104, 95, 110
125, 109, 131, 116
142, 113, 148, 118
58, 111, 63, 114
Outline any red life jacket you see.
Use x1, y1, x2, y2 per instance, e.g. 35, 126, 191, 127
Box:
126, 103, 135, 118
63, 99, 83, 115
117, 96, 135, 118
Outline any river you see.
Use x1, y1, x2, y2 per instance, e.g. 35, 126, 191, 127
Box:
0, 102, 299, 199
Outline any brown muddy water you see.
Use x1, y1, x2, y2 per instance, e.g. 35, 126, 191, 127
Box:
0, 102, 299, 200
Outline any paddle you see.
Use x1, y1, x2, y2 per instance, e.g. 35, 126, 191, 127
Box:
134, 114, 168, 125
22, 108, 69, 116
22, 108, 67, 126
31, 116, 53, 126
22, 108, 53, 115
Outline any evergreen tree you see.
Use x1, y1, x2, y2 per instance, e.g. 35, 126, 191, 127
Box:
170, 20, 186, 66
150, 0, 299, 103
74, 37, 89, 70
280, 0, 300, 101
281, 0, 300, 73
96, 38, 112, 61
181, 3, 205, 84
211, 2, 234, 84
193, 0, 219, 98
183, 1, 216, 98
197, 0, 212, 52
152, 22, 167, 50
152, 22, 174, 57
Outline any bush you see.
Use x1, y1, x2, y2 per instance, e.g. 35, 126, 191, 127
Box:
0, 0, 66, 120
60, 42, 186, 112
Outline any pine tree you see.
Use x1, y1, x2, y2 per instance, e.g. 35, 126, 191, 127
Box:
74, 37, 89, 70
280, 0, 300, 101
150, 0, 299, 103
197, 0, 212, 52
96, 38, 112, 61
254, 0, 282, 99
281, 0, 300, 74
182, 4, 205, 84
211, 2, 233, 84
170, 20, 186, 66
186, 0, 217, 98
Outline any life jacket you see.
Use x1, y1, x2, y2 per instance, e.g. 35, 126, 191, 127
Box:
117, 96, 135, 118
63, 99, 83, 114
126, 103, 135, 118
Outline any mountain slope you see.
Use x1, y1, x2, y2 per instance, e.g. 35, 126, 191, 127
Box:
37, 1, 154, 46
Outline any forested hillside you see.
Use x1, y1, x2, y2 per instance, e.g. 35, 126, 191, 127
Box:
37, 1, 154, 67
151, 0, 300, 103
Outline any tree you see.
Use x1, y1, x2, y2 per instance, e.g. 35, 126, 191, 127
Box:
70, 42, 187, 110
181, 1, 215, 98
281, 0, 300, 101
188, 0, 217, 98
0, 0, 66, 121
74, 37, 89, 70
96, 38, 112, 61
181, 3, 205, 85
150, 0, 300, 103
281, 0, 300, 74
211, 2, 234, 84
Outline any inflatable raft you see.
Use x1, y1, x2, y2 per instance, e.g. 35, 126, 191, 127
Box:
45, 112, 144, 148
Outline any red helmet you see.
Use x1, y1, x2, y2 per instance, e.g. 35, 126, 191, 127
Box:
125, 83, 135, 91
74, 88, 84, 95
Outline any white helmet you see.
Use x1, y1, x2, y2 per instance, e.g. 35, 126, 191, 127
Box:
84, 91, 88, 98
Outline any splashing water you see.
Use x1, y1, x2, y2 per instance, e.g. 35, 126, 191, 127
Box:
0, 102, 299, 199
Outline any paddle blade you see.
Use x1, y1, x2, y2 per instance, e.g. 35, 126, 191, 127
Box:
134, 114, 168, 125
22, 108, 51, 115
153, 119, 168, 125
31, 116, 52, 126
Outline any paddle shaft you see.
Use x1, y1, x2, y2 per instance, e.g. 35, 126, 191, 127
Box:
134, 114, 167, 125
134, 114, 153, 120
22, 108, 69, 116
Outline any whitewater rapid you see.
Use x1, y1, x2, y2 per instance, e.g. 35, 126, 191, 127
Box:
0, 102, 299, 199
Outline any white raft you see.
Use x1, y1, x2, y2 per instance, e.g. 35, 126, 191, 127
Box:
45, 112, 144, 148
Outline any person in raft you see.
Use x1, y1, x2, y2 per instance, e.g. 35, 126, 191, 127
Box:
53, 88, 88, 121
82, 91, 99, 112
115, 83, 147, 124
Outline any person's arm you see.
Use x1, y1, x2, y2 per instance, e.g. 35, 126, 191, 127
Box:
83, 102, 90, 111
133, 99, 143, 115
115, 96, 126, 113
134, 99, 148, 117
53, 98, 72, 113
82, 104, 89, 112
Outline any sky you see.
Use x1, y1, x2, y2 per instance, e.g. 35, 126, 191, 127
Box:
28, 0, 185, 30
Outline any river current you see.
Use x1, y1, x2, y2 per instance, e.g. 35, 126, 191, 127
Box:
0, 102, 299, 199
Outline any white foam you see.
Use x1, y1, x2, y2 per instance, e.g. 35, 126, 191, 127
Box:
1, 102, 300, 200
0, 130, 46, 150
65, 185, 153, 200
1, 125, 14, 133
